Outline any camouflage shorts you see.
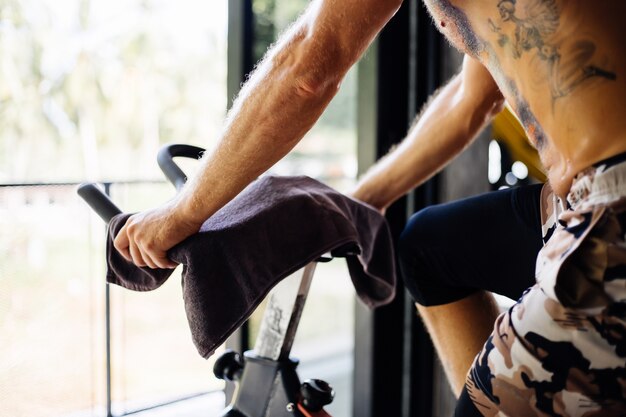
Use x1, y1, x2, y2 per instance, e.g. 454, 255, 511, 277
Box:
466, 156, 626, 417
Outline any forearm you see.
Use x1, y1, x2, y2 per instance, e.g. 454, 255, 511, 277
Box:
177, 0, 402, 225
352, 62, 504, 211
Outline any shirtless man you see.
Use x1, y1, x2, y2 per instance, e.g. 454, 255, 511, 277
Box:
113, 0, 626, 415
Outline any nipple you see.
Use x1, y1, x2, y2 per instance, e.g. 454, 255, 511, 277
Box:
440, 20, 446, 28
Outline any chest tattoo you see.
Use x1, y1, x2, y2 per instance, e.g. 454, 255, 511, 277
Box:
487, 0, 616, 101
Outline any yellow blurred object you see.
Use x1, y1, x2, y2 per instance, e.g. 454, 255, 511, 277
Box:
492, 106, 547, 182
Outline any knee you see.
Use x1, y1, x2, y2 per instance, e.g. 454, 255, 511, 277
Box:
397, 206, 437, 267
397, 207, 440, 304
397, 205, 476, 306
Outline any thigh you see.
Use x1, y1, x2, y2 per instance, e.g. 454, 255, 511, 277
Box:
399, 183, 544, 303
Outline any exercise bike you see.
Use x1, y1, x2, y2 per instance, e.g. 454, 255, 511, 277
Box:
78, 144, 358, 417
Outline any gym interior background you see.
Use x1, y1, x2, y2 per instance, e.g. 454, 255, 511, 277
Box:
0, 0, 534, 416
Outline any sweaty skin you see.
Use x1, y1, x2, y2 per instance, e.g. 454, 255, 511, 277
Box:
424, 0, 626, 197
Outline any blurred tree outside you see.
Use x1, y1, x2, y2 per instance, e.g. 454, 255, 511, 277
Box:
0, 0, 358, 415
0, 1, 228, 416
0, 0, 227, 183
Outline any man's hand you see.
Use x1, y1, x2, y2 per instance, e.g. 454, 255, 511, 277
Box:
113, 200, 202, 269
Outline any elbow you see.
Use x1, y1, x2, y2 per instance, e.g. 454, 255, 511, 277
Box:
468, 95, 505, 134
293, 74, 341, 100
462, 93, 505, 132
488, 95, 506, 117
272, 0, 405, 99
282, 38, 345, 101
267, 25, 344, 101
460, 79, 504, 113
478, 89, 506, 121
459, 83, 505, 127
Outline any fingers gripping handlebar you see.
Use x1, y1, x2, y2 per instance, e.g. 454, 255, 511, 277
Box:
77, 144, 360, 260
156, 144, 360, 259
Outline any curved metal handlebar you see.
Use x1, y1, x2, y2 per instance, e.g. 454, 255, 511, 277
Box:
77, 183, 122, 224
77, 144, 205, 223
157, 144, 206, 191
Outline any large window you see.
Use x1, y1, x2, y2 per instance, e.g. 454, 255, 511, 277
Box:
1, 1, 360, 416
0, 1, 228, 415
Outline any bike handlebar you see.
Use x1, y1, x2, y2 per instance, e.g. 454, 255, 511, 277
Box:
157, 144, 205, 191
77, 183, 122, 224
77, 144, 205, 223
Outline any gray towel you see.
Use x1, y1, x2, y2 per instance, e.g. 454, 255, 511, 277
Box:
106, 175, 396, 358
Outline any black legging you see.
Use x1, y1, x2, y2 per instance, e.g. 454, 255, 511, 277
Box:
454, 386, 484, 417
398, 183, 544, 306
396, 184, 545, 416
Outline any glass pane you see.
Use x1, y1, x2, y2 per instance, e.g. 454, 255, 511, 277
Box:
0, 0, 227, 184
108, 183, 225, 415
0, 183, 226, 417
0, 185, 106, 417
0, 0, 228, 414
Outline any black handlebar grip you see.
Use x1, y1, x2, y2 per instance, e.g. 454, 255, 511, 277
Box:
157, 144, 206, 191
77, 183, 123, 224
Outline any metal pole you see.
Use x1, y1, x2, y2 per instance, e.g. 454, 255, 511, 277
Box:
104, 182, 113, 417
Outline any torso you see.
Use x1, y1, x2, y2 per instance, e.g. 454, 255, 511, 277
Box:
425, 0, 626, 197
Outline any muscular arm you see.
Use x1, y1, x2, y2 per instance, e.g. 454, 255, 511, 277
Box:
114, 0, 403, 269
351, 56, 504, 212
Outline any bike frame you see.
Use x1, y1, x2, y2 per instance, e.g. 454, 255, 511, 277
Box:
78, 144, 338, 417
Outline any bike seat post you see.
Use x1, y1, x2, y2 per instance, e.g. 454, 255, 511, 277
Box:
219, 263, 320, 417
254, 262, 317, 360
